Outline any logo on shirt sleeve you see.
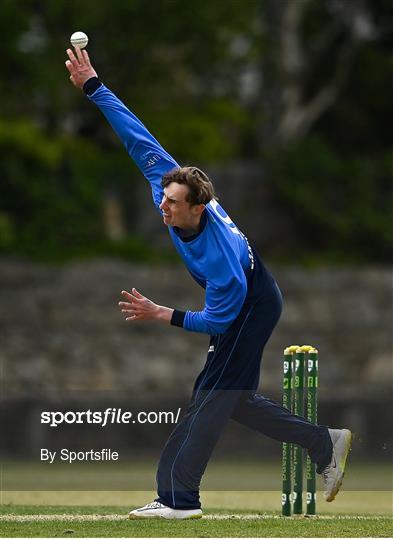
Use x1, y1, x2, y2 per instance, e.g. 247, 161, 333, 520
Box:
140, 150, 162, 168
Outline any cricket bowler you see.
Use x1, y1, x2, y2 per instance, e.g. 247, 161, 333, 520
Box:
65, 47, 352, 520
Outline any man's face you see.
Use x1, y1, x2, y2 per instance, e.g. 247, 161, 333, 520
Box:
159, 182, 203, 229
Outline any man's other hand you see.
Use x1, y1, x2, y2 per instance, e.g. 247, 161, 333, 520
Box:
119, 288, 174, 323
65, 47, 97, 89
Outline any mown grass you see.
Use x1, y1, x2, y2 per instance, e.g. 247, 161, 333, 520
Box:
1, 503, 392, 538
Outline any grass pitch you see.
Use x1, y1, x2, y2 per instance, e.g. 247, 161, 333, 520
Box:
1, 492, 392, 537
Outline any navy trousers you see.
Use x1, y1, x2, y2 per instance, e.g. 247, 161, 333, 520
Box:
156, 278, 332, 509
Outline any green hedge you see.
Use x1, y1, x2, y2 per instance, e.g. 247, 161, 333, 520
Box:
269, 137, 393, 263
0, 119, 168, 262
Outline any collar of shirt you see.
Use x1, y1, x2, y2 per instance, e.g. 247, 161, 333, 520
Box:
173, 209, 208, 243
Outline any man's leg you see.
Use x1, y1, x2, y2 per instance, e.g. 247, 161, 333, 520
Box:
231, 393, 332, 473
156, 386, 244, 509
156, 283, 283, 509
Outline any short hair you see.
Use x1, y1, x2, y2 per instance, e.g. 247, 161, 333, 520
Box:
161, 166, 217, 206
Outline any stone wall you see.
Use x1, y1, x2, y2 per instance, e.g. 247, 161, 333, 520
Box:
2, 259, 391, 398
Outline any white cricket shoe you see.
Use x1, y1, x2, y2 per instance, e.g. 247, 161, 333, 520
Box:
128, 501, 202, 520
322, 428, 352, 502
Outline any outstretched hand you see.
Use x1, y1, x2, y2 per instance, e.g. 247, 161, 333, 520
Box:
119, 288, 174, 323
65, 47, 97, 89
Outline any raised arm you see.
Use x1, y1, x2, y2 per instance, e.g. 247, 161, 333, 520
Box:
65, 48, 179, 209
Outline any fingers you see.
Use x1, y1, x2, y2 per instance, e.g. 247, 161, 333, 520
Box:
118, 294, 140, 321
131, 288, 144, 299
118, 297, 137, 319
120, 290, 135, 303
65, 60, 75, 77
74, 46, 85, 65
121, 306, 141, 322
120, 289, 144, 302
82, 49, 91, 66
126, 313, 141, 321
66, 48, 80, 69
118, 301, 132, 309
119, 289, 151, 322
122, 309, 137, 321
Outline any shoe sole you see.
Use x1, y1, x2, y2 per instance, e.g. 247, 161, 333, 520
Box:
325, 429, 353, 502
128, 512, 202, 520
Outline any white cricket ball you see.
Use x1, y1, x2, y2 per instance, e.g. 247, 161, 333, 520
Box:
70, 31, 89, 49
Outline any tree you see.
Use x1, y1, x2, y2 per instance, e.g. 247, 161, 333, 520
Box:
259, 0, 381, 149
